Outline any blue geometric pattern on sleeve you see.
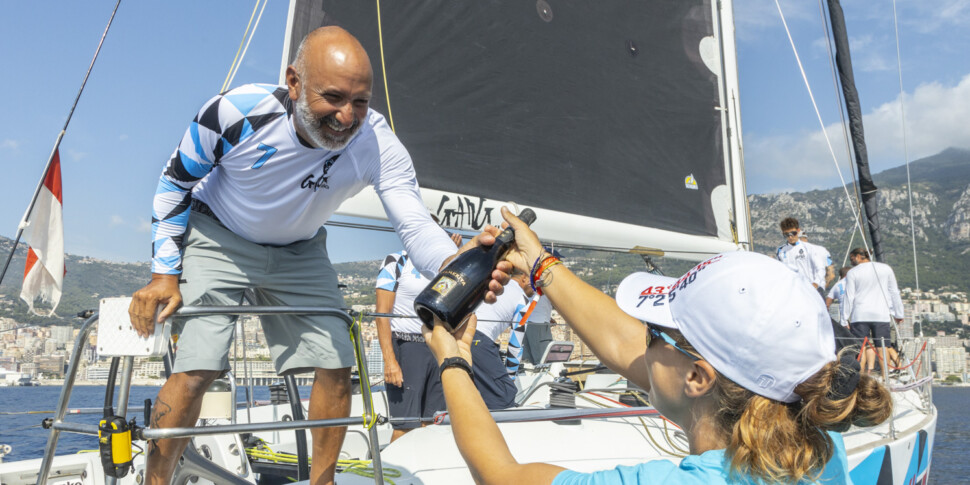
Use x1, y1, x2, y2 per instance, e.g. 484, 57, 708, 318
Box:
225, 92, 273, 116
504, 297, 533, 379
151, 83, 289, 274
506, 328, 523, 379
188, 122, 211, 164
376, 252, 405, 292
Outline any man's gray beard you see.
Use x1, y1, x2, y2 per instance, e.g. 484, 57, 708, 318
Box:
294, 91, 361, 150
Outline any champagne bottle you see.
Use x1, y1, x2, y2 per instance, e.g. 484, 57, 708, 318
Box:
414, 208, 536, 331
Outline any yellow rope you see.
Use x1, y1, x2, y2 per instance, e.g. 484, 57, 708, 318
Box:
246, 444, 402, 483
221, 0, 261, 93
349, 312, 378, 429
375, 0, 396, 132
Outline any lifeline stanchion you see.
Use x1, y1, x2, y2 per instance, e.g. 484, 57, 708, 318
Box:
348, 311, 385, 484
881, 338, 896, 440
35, 313, 99, 485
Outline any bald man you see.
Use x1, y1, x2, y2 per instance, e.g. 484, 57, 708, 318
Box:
128, 27, 504, 484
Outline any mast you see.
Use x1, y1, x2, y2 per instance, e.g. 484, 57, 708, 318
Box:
825, 0, 884, 261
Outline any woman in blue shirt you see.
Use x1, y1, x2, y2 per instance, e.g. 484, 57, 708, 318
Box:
422, 208, 892, 485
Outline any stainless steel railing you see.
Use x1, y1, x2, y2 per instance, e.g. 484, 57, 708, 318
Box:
34, 305, 385, 485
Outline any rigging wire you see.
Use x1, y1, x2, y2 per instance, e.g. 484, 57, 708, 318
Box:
221, 0, 262, 93
0, 0, 122, 289
892, 0, 921, 296
817, 0, 866, 260
605, 253, 617, 297
773, 0, 872, 259
818, 0, 857, 180
225, 0, 269, 90
892, 0, 923, 338
780, 2, 912, 355
842, 225, 856, 269
375, 0, 396, 132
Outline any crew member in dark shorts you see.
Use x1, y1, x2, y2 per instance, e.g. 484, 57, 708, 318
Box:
374, 233, 462, 441
472, 268, 532, 409
844, 248, 904, 373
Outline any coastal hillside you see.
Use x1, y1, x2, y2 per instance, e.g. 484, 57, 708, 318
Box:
1, 148, 967, 324
748, 147, 970, 290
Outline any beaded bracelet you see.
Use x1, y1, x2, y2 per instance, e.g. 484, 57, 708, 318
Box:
530, 253, 547, 282
534, 257, 562, 295
530, 255, 556, 293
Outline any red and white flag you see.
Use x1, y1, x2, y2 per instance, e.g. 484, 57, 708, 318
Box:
20, 150, 65, 316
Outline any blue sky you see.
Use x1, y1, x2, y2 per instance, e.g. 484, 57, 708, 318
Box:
1, 1, 968, 265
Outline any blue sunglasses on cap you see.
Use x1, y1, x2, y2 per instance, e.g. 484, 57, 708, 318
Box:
647, 324, 699, 361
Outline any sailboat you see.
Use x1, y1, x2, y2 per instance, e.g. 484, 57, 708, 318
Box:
2, 1, 936, 484
282, 2, 935, 484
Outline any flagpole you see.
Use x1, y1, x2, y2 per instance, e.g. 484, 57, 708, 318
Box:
0, 0, 122, 287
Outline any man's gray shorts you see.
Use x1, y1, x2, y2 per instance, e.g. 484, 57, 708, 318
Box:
171, 211, 355, 375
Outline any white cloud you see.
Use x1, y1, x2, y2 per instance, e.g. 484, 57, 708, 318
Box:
119, 134, 128, 141
1, 139, 18, 150
746, 72, 970, 193
110, 215, 124, 226
733, 0, 814, 43
904, 0, 970, 34
136, 218, 152, 233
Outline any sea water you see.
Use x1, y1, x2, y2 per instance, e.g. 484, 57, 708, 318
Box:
0, 385, 308, 460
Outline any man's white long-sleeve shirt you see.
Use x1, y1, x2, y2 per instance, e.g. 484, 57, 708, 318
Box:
151, 83, 455, 275
843, 261, 905, 323
775, 240, 827, 287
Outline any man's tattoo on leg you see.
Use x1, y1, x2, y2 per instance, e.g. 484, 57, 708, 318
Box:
147, 398, 172, 457
151, 398, 172, 428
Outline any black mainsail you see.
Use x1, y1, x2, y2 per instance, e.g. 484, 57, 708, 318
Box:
825, 0, 883, 261
282, 0, 750, 261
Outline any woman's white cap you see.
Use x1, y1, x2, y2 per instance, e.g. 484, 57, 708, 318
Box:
615, 251, 835, 403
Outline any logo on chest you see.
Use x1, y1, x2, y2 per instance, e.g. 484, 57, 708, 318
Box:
301, 154, 341, 192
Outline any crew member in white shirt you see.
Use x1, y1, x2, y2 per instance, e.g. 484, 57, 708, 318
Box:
801, 231, 835, 288
776, 217, 827, 296
844, 248, 904, 373
825, 267, 851, 329
127, 27, 509, 485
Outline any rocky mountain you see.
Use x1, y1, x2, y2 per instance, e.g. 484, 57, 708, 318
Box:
748, 147, 970, 290
1, 148, 967, 324
0, 236, 150, 325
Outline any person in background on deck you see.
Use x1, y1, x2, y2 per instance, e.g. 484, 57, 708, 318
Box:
826, 267, 851, 329
800, 231, 836, 288
418, 208, 892, 485
472, 267, 533, 409
127, 26, 509, 485
504, 263, 546, 378
776, 217, 828, 297
374, 232, 462, 442
844, 248, 904, 374
507, 293, 556, 370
